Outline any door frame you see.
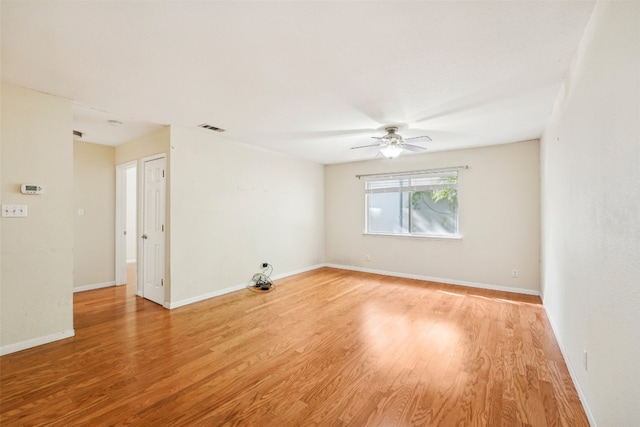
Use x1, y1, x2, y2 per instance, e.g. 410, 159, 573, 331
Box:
115, 160, 137, 288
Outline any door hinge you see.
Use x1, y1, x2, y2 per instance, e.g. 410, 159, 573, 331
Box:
162, 170, 165, 178
161, 279, 164, 287
162, 224, 164, 232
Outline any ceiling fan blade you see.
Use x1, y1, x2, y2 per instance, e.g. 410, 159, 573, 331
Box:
402, 144, 428, 152
404, 135, 432, 142
371, 136, 385, 140
351, 143, 381, 150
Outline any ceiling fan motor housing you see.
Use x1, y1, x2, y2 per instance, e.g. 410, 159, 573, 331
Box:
382, 127, 403, 145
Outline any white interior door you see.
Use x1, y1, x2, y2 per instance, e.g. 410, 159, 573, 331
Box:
142, 156, 166, 306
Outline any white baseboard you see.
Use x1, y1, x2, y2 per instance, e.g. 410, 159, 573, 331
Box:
543, 305, 597, 427
164, 264, 540, 309
166, 282, 247, 309
166, 264, 325, 309
73, 281, 116, 293
325, 263, 540, 296
167, 263, 537, 309
0, 329, 75, 356
271, 263, 325, 280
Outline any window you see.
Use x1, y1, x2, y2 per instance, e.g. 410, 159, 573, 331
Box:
365, 171, 459, 238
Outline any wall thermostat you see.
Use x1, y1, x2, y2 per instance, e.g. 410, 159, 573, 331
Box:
21, 184, 43, 195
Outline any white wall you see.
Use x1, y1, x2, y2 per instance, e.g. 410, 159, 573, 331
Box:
325, 140, 540, 294
73, 141, 115, 290
540, 1, 640, 425
1, 83, 75, 353
168, 126, 325, 306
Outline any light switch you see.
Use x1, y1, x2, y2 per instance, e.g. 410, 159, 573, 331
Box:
2, 204, 28, 217
78, 208, 85, 216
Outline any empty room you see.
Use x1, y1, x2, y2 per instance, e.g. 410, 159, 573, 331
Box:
1, 1, 638, 426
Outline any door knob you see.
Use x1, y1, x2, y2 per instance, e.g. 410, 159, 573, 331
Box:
141, 234, 148, 239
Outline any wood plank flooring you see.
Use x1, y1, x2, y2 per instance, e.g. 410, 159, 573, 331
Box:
0, 268, 589, 426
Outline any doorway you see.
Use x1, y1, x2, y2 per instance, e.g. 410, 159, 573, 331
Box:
115, 161, 137, 293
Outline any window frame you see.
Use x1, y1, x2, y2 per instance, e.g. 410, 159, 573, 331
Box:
363, 170, 462, 239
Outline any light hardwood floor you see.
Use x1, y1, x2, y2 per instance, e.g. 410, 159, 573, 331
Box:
0, 268, 588, 426
126, 261, 137, 296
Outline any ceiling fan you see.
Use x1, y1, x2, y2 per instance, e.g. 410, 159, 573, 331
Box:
351, 126, 432, 158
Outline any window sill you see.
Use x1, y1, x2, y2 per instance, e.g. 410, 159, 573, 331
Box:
363, 232, 463, 241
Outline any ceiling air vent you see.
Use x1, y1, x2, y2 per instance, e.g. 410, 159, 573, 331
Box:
199, 124, 225, 132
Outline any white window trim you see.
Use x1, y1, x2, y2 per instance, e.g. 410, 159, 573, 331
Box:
362, 166, 465, 239
362, 231, 463, 240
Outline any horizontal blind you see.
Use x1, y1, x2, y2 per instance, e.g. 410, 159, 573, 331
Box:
365, 171, 458, 194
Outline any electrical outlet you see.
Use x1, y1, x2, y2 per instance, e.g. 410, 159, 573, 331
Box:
365, 254, 371, 262
512, 269, 519, 278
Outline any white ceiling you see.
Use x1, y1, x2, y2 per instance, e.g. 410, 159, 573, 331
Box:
1, 1, 595, 164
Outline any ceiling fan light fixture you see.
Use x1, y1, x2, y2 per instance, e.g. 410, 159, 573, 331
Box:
350, 126, 429, 158
380, 144, 403, 159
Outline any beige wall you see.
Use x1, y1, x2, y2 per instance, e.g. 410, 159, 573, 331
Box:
168, 126, 325, 306
1, 83, 74, 353
73, 141, 115, 290
325, 140, 540, 293
541, 1, 640, 425
115, 126, 170, 166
